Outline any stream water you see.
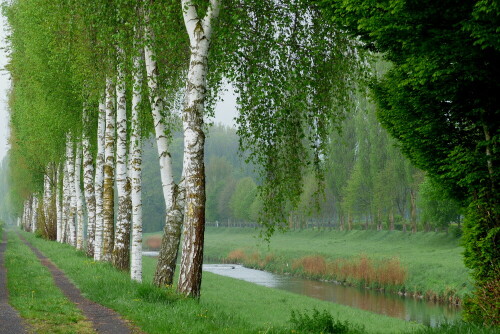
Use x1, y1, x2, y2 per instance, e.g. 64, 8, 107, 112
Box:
202, 264, 461, 327
143, 252, 461, 327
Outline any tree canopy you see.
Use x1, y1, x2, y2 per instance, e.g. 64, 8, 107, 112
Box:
324, 0, 499, 323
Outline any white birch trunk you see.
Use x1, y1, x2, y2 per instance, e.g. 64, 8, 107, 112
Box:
75, 142, 84, 250
144, 5, 185, 287
130, 52, 143, 282
103, 78, 116, 261
94, 99, 106, 261
61, 161, 69, 242
69, 142, 77, 247
31, 195, 38, 233
43, 172, 51, 224
23, 198, 30, 231
177, 0, 220, 298
83, 107, 96, 257
143, 17, 175, 212
56, 163, 63, 242
22, 199, 27, 230
64, 134, 76, 245
113, 58, 131, 271
27, 197, 32, 231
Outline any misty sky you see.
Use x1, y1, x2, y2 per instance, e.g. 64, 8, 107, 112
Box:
0, 14, 10, 163
0, 13, 238, 163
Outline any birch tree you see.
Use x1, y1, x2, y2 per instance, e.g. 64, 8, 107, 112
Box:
177, 0, 220, 298
94, 99, 106, 261
82, 106, 96, 257
142, 0, 188, 287
102, 79, 116, 262
113, 54, 131, 271
130, 50, 144, 282
64, 135, 77, 246
75, 142, 84, 250
56, 163, 63, 242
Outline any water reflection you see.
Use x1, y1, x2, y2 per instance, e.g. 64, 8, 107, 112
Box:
202, 264, 461, 327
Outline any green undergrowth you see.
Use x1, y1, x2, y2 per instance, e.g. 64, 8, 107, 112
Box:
4, 231, 95, 333
20, 230, 422, 334
413, 322, 499, 334
201, 228, 472, 303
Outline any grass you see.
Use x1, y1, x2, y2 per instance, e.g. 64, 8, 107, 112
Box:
413, 322, 500, 334
4, 230, 95, 333
200, 228, 472, 302
17, 230, 424, 334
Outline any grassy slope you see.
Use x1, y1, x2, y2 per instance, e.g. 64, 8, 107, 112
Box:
4, 231, 95, 333
18, 230, 422, 334
202, 228, 472, 299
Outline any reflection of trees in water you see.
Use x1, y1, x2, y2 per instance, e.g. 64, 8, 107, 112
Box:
280, 278, 459, 326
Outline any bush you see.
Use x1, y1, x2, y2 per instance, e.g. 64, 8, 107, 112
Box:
289, 309, 364, 334
463, 273, 500, 327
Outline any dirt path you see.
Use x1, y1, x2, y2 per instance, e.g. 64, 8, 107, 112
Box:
18, 233, 137, 334
0, 230, 27, 334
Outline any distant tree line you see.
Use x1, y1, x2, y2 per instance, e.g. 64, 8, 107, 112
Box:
141, 119, 462, 233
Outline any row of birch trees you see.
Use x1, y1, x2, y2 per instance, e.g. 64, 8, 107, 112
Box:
4, 0, 362, 297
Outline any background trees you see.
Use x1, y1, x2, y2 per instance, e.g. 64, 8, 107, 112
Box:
325, 0, 499, 323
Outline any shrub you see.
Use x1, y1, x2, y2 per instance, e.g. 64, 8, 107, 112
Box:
289, 309, 364, 334
463, 272, 500, 327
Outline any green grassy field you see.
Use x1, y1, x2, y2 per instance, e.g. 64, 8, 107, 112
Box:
201, 228, 472, 301
14, 230, 424, 334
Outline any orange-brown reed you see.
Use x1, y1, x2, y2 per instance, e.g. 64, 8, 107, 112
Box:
227, 249, 407, 288
295, 254, 407, 286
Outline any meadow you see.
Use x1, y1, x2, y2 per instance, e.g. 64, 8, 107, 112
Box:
3, 228, 498, 333
8, 229, 424, 333
200, 228, 471, 302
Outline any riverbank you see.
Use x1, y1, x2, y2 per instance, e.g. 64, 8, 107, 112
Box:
200, 228, 471, 305
11, 230, 422, 333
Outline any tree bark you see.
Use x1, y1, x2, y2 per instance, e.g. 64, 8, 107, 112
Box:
31, 195, 38, 233
56, 163, 63, 242
65, 134, 77, 246
75, 142, 84, 250
113, 59, 131, 271
410, 189, 417, 233
154, 183, 185, 287
130, 52, 144, 282
482, 123, 496, 196
103, 78, 116, 262
62, 160, 69, 242
389, 209, 395, 231
43, 170, 52, 229
83, 107, 96, 257
177, 0, 220, 298
94, 98, 106, 261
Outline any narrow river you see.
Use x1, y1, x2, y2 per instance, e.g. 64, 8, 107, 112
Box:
202, 264, 461, 327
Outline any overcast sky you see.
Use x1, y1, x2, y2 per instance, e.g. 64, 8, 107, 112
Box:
0, 12, 238, 164
0, 14, 10, 163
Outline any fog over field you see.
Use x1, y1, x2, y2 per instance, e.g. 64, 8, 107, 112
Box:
0, 14, 10, 162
